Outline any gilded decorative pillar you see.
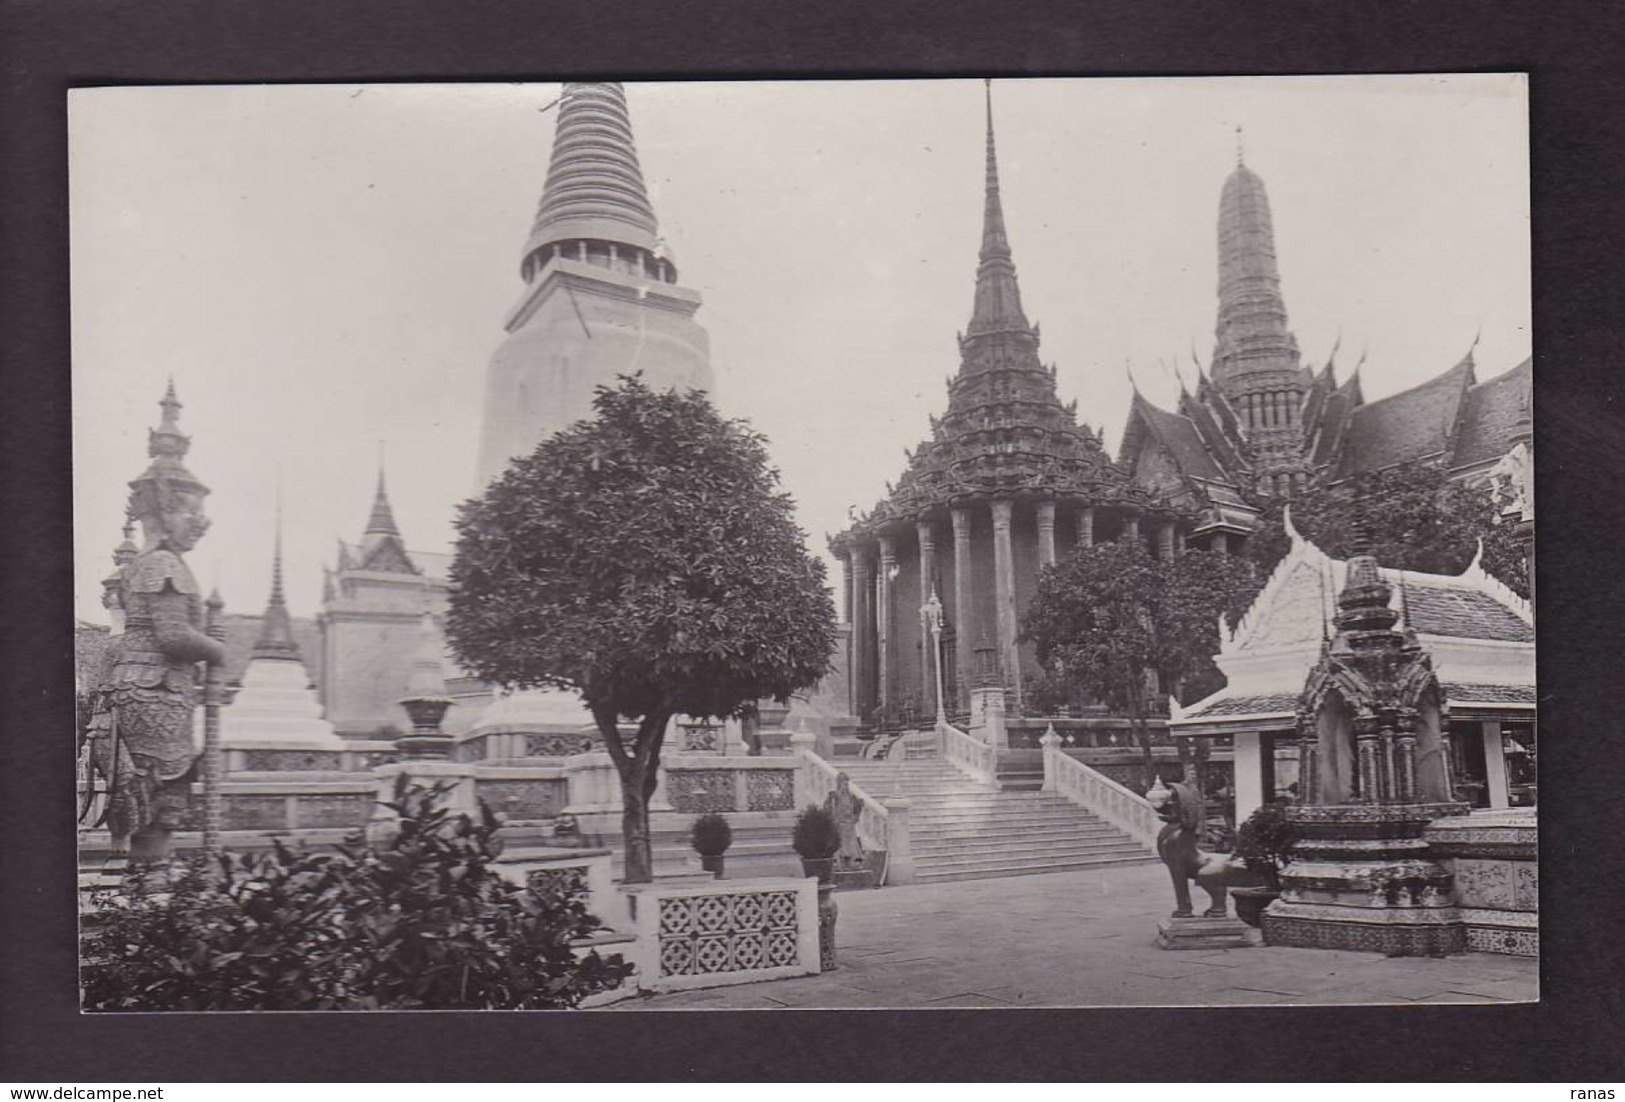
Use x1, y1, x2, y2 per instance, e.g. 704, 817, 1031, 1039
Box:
1075, 506, 1094, 550
991, 499, 1021, 709
1122, 511, 1141, 546
917, 520, 937, 708
1157, 520, 1176, 561
877, 535, 897, 718
851, 547, 873, 719
1036, 500, 1056, 569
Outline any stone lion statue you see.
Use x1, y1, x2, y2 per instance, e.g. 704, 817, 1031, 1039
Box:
1152, 781, 1259, 919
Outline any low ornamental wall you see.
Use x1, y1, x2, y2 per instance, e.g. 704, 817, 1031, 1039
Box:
492, 846, 617, 916
1423, 809, 1538, 957
624, 876, 820, 993
178, 780, 375, 832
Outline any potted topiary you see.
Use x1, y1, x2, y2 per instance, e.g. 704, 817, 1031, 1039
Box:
792, 805, 841, 883
690, 812, 733, 879
1230, 801, 1300, 927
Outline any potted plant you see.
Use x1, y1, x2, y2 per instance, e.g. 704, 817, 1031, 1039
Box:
690, 812, 733, 879
1230, 801, 1300, 927
792, 805, 841, 883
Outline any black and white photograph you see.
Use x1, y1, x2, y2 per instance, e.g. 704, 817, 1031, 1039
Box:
70, 75, 1536, 1014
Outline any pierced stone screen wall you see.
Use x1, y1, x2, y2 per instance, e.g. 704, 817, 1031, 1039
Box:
629, 877, 820, 992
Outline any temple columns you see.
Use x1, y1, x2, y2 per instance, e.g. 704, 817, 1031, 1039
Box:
1075, 506, 1094, 550
1211, 531, 1229, 555
850, 548, 873, 718
917, 520, 937, 710
1036, 500, 1057, 569
951, 507, 974, 713
1481, 720, 1510, 809
877, 536, 896, 718
1157, 520, 1176, 561
1122, 511, 1141, 546
991, 499, 1021, 709
838, 553, 853, 624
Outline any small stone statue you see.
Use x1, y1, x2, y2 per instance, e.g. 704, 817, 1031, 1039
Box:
83, 385, 225, 864
824, 773, 866, 871
1150, 780, 1256, 918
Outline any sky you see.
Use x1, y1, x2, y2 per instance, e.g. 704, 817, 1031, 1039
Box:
70, 75, 1530, 624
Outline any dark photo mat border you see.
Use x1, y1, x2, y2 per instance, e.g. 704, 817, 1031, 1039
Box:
5, 0, 1623, 1083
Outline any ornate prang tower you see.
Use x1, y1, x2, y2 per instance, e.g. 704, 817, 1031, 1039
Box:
1210, 138, 1310, 500
474, 82, 714, 488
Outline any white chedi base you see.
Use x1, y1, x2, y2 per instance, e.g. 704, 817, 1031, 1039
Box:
462, 687, 597, 737
219, 656, 346, 751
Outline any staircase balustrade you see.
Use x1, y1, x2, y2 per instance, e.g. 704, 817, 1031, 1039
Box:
792, 735, 895, 865
1039, 731, 1162, 849
938, 721, 997, 786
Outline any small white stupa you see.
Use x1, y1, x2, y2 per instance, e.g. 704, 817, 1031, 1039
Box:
221, 514, 344, 752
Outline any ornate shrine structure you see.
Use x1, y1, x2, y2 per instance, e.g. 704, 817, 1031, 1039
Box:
1261, 534, 1473, 956
830, 86, 1189, 722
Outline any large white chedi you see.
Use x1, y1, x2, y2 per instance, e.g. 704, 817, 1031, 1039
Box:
466, 82, 717, 742
473, 81, 714, 490
222, 533, 345, 752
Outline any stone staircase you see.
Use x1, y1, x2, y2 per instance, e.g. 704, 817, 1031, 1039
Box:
830, 757, 1156, 884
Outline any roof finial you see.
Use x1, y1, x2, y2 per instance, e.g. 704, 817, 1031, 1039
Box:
1236, 124, 1245, 166
966, 78, 1029, 337
365, 451, 400, 537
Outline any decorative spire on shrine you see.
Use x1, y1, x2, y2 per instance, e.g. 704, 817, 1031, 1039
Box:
966, 80, 1031, 339
1210, 149, 1301, 395
364, 463, 400, 537
521, 82, 664, 280
252, 492, 300, 662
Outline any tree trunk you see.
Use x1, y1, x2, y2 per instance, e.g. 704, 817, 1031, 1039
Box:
600, 709, 671, 885
619, 761, 653, 884
1128, 678, 1155, 792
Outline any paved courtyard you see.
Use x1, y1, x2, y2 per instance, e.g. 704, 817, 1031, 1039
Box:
602, 862, 1538, 1010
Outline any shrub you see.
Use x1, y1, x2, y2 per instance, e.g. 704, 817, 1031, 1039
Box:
690, 812, 733, 857
1233, 801, 1300, 890
791, 805, 840, 860
81, 776, 633, 1011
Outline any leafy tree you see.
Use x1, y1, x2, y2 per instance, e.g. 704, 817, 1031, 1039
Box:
82, 778, 632, 1011
1244, 462, 1529, 598
445, 376, 838, 882
1022, 542, 1258, 789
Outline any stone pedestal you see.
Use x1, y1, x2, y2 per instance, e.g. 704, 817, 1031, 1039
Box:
1262, 802, 1468, 957
1156, 914, 1254, 950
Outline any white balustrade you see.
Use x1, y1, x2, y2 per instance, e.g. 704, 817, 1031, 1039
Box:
1040, 731, 1162, 849
938, 721, 997, 786
791, 738, 899, 881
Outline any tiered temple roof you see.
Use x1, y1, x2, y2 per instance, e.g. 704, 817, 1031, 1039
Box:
834, 85, 1174, 549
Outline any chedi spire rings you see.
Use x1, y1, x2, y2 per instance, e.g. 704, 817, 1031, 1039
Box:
523, 82, 663, 273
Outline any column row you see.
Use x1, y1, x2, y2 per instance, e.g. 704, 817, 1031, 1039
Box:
845, 502, 1183, 721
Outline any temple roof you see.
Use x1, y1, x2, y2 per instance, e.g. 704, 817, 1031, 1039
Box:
1128, 393, 1228, 482
1449, 357, 1533, 471
1331, 355, 1475, 480
1172, 519, 1533, 733
522, 82, 662, 269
